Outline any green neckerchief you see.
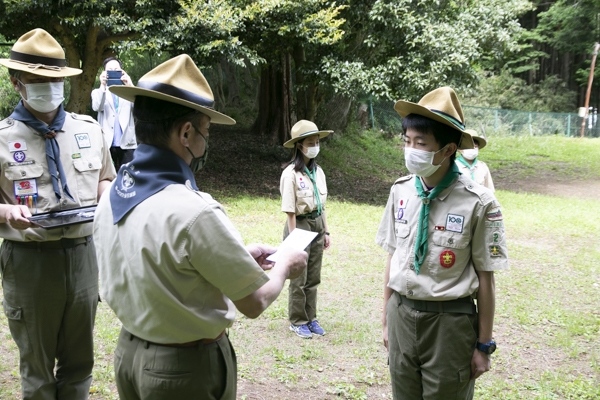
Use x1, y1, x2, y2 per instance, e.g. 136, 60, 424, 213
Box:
304, 166, 322, 215
456, 154, 477, 180
413, 163, 460, 274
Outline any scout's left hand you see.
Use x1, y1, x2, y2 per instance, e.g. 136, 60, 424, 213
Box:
324, 234, 331, 250
470, 348, 491, 380
246, 243, 276, 271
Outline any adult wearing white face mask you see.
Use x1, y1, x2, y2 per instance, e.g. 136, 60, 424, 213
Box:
280, 120, 332, 339
0, 28, 115, 399
455, 129, 495, 192
376, 87, 509, 400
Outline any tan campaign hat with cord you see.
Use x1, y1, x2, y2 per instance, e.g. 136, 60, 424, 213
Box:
394, 86, 474, 149
110, 54, 235, 125
0, 28, 82, 78
283, 120, 333, 148
464, 128, 487, 149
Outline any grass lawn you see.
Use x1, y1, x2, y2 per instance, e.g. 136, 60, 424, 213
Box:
0, 133, 599, 399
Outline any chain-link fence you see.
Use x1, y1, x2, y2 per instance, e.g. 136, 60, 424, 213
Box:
365, 98, 600, 138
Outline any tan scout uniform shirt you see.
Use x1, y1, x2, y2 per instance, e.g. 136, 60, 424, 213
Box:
280, 164, 327, 215
455, 159, 495, 192
0, 115, 115, 241
94, 182, 270, 343
376, 174, 508, 301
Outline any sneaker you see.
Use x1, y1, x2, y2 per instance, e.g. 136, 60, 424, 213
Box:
307, 320, 326, 336
289, 324, 312, 339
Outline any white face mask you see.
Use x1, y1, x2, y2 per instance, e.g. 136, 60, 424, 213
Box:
404, 146, 448, 177
19, 81, 64, 113
301, 144, 320, 159
461, 148, 478, 160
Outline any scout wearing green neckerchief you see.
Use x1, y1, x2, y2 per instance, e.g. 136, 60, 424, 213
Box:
376, 87, 509, 400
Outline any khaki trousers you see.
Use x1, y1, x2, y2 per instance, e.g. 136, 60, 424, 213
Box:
114, 327, 237, 400
387, 291, 477, 400
284, 215, 325, 325
0, 238, 98, 400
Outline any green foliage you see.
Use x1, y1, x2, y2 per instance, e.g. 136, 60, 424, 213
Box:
463, 70, 577, 112
0, 37, 19, 119
323, 0, 531, 101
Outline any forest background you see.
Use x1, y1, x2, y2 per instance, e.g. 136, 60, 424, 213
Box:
0, 0, 598, 142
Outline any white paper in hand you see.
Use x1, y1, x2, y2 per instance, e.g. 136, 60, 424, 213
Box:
266, 228, 318, 263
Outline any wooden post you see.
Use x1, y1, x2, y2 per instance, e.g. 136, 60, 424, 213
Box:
580, 43, 600, 138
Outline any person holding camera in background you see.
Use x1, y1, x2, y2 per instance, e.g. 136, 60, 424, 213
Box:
91, 56, 137, 170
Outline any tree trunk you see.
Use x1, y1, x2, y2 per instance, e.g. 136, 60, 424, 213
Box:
50, 22, 137, 114
253, 52, 293, 144
221, 57, 240, 107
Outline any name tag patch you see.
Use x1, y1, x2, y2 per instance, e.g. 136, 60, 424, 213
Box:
445, 214, 464, 233
75, 133, 91, 149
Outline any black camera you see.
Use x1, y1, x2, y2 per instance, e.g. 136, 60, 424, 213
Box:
107, 70, 123, 86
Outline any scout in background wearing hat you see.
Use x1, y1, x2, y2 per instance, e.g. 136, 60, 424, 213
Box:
0, 28, 116, 399
93, 54, 307, 400
280, 120, 332, 339
375, 87, 509, 399
455, 129, 495, 191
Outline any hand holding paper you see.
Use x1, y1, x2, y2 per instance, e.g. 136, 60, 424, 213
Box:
266, 228, 318, 263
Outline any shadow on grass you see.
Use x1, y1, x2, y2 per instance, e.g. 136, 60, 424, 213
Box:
195, 126, 398, 205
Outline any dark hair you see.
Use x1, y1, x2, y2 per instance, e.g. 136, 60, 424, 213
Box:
285, 138, 317, 172
401, 114, 461, 162
103, 57, 121, 70
133, 96, 203, 148
8, 69, 22, 79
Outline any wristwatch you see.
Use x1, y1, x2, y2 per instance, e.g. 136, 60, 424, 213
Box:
476, 340, 497, 355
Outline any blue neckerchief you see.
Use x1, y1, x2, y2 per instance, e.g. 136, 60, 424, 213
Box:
10, 101, 73, 202
110, 144, 199, 223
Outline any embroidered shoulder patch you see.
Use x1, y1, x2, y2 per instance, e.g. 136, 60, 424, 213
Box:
486, 207, 503, 221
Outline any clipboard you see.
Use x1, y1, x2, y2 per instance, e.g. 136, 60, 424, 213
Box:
28, 205, 97, 229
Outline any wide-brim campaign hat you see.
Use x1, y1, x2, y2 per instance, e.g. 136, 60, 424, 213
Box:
0, 28, 82, 78
464, 128, 487, 149
110, 54, 235, 125
394, 87, 474, 149
283, 120, 333, 148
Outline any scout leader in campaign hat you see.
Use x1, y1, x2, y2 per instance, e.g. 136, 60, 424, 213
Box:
0, 28, 81, 77
393, 86, 475, 149
109, 53, 234, 125
464, 128, 487, 149
283, 120, 333, 148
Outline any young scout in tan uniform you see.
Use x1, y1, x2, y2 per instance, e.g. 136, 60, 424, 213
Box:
0, 29, 116, 399
93, 54, 307, 400
280, 120, 332, 339
376, 87, 509, 400
455, 129, 495, 192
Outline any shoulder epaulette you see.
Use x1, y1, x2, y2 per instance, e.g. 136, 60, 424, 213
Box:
393, 174, 414, 185
0, 118, 16, 131
70, 113, 100, 126
462, 177, 494, 204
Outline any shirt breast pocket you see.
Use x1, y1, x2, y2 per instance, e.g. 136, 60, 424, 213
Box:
394, 222, 411, 259
429, 230, 471, 278
4, 163, 44, 181
73, 157, 101, 203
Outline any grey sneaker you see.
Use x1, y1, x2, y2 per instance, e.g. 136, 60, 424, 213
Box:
289, 324, 312, 339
